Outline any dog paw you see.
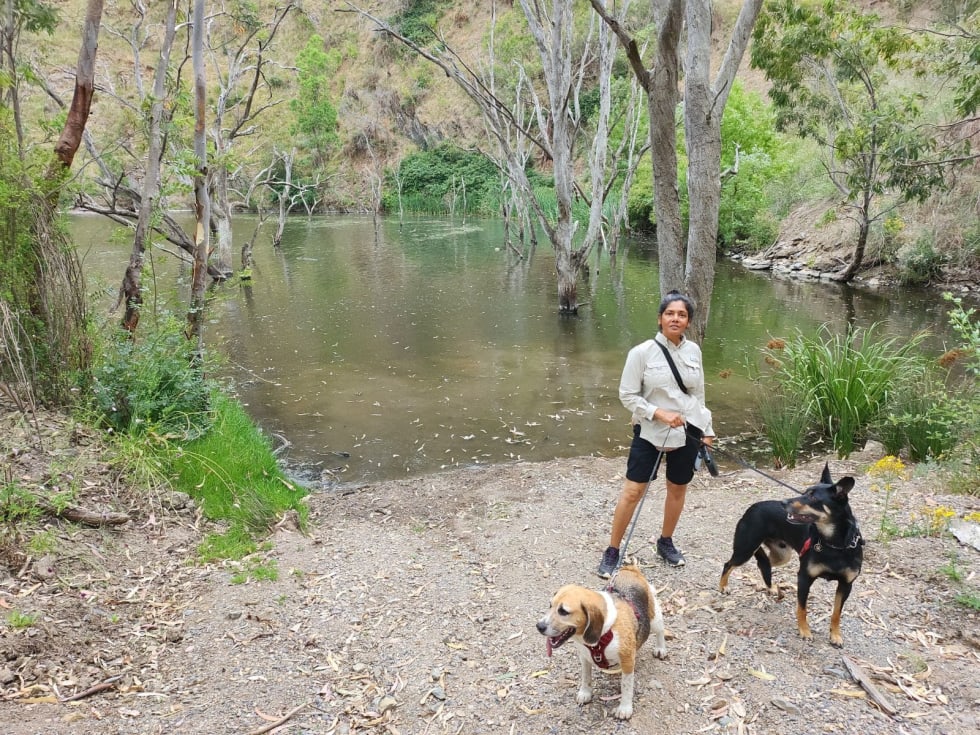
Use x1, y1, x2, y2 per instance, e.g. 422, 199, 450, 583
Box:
798, 629, 813, 642
829, 635, 844, 648
576, 687, 594, 705
651, 644, 668, 660
614, 703, 633, 720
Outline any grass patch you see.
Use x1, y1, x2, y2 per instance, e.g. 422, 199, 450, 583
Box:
230, 558, 279, 585
168, 393, 307, 561
6, 610, 39, 630
955, 591, 980, 611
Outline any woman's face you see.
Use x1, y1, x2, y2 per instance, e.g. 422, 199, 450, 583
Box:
659, 300, 690, 343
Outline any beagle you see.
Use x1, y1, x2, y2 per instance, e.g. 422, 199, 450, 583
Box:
536, 564, 667, 719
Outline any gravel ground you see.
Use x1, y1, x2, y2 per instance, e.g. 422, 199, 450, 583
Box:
1, 407, 979, 735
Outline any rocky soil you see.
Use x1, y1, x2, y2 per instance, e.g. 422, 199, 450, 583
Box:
1, 405, 979, 735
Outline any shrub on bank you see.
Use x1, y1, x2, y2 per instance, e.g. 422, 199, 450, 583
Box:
90, 319, 307, 559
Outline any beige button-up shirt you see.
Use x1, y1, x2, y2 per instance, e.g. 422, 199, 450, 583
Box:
619, 332, 714, 449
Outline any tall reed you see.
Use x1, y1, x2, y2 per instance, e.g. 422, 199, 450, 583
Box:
765, 324, 928, 458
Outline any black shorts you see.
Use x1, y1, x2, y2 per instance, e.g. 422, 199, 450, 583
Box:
625, 423, 701, 486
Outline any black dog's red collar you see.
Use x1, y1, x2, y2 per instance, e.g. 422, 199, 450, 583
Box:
799, 536, 814, 557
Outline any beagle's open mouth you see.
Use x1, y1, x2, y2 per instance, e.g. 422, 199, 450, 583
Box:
546, 627, 575, 656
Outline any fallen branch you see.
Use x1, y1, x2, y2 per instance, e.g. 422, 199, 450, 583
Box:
59, 675, 122, 702
39, 499, 130, 527
842, 655, 898, 716
246, 701, 309, 735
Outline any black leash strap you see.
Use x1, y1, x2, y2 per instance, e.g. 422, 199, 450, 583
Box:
682, 425, 801, 494
613, 428, 670, 577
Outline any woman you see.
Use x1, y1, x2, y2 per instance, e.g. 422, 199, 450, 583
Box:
597, 291, 715, 576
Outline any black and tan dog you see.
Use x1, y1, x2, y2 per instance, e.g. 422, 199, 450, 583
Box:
719, 464, 864, 647
536, 564, 667, 719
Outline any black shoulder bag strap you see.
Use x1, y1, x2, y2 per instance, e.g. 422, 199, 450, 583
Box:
655, 340, 717, 474
655, 340, 689, 395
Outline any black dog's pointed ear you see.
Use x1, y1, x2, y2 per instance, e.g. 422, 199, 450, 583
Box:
821, 463, 833, 485
835, 476, 855, 497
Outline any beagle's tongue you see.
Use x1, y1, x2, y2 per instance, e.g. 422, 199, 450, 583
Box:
546, 637, 553, 657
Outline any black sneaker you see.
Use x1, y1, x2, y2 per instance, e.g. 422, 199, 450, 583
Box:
597, 546, 620, 578
657, 536, 685, 567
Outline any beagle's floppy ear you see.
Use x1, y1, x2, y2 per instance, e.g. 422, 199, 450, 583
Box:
582, 597, 606, 646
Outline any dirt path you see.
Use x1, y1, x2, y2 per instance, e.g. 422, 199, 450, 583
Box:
1, 412, 979, 734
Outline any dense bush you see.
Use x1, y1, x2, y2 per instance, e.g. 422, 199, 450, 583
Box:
390, 0, 451, 46
897, 236, 946, 285
385, 143, 506, 215
91, 317, 213, 439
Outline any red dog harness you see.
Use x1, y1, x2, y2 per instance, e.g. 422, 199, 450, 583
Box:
587, 629, 617, 669
588, 591, 642, 670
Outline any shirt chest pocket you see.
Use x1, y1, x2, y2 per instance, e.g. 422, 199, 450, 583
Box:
643, 360, 674, 390
678, 355, 701, 384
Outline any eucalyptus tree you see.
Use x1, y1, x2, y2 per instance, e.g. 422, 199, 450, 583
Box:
344, 0, 642, 314
117, 0, 178, 335
187, 0, 209, 346
591, 0, 763, 342
207, 1, 300, 278
751, 0, 960, 282
12, 0, 103, 404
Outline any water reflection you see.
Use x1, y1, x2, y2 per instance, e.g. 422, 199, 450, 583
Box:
76, 214, 960, 487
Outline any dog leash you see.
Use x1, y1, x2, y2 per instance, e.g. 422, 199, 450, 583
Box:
613, 425, 671, 576
682, 425, 803, 495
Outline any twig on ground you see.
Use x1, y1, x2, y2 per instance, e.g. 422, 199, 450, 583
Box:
842, 655, 898, 716
59, 675, 122, 702
246, 701, 309, 735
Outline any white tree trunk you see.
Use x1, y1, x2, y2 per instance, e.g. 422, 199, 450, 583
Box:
188, 0, 210, 345
682, 0, 763, 339
121, 0, 178, 333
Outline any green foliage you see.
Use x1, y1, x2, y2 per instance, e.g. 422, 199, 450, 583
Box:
956, 591, 980, 610
627, 83, 789, 248
626, 154, 654, 230
751, 0, 958, 226
390, 0, 451, 46
25, 529, 58, 556
897, 236, 946, 285
167, 393, 307, 560
230, 558, 279, 584
290, 35, 340, 167
6, 610, 39, 630
930, 6, 980, 116
763, 324, 929, 457
877, 381, 970, 461
0, 481, 42, 525
757, 388, 811, 468
11, 0, 59, 35
385, 143, 505, 215
943, 292, 980, 377
90, 317, 213, 440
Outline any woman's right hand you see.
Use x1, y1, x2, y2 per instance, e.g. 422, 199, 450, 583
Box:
653, 408, 685, 428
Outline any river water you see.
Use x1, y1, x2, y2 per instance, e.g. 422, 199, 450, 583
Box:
75, 214, 959, 486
